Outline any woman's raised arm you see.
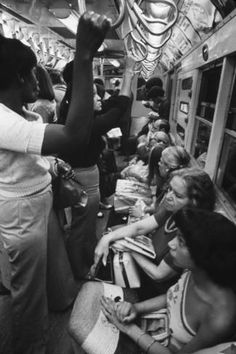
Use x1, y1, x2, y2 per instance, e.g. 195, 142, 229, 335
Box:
42, 12, 111, 155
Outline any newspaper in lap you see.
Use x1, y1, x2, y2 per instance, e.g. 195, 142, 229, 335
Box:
112, 235, 156, 259
114, 179, 152, 213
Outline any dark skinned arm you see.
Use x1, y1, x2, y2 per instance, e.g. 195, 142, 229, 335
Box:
41, 12, 111, 156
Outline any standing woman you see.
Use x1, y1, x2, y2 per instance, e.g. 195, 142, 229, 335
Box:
59, 56, 137, 280
0, 12, 111, 354
29, 64, 57, 123
129, 145, 191, 217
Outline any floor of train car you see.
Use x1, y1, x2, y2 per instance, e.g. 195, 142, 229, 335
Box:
0, 116, 146, 354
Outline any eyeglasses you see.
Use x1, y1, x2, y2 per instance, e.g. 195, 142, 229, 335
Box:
151, 138, 168, 145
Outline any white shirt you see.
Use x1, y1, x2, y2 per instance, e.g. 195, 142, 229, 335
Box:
0, 103, 51, 197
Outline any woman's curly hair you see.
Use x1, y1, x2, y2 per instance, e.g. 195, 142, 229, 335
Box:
174, 208, 236, 292
171, 167, 216, 211
0, 34, 37, 90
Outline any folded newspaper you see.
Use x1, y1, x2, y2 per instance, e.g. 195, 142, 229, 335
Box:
114, 179, 153, 213
112, 235, 156, 259
107, 127, 122, 138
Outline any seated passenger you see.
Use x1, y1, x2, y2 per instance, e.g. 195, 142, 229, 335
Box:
130, 145, 191, 217
121, 132, 170, 184
136, 117, 171, 151
92, 167, 215, 298
136, 129, 170, 164
125, 115, 170, 157
47, 68, 66, 118
29, 65, 57, 123
69, 208, 236, 354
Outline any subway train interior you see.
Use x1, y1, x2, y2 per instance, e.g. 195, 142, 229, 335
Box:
1, 0, 236, 354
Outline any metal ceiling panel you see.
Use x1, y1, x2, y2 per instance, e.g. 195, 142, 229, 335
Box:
1, 0, 236, 73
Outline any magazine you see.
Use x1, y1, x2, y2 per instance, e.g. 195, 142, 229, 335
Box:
112, 235, 156, 259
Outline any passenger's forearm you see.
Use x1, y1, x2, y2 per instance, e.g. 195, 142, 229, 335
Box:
131, 253, 160, 280
132, 253, 177, 281
106, 217, 157, 244
65, 55, 94, 145
103, 216, 158, 249
126, 324, 171, 354
135, 294, 167, 315
105, 223, 141, 244
119, 70, 135, 97
144, 204, 155, 214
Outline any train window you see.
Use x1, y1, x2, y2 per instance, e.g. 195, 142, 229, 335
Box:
217, 135, 236, 207
197, 66, 222, 122
179, 101, 189, 114
226, 79, 236, 131
216, 70, 236, 207
194, 121, 212, 167
177, 124, 185, 141
181, 77, 193, 90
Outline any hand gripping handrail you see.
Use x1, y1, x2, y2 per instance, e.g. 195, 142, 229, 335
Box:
127, 0, 178, 36
77, 0, 125, 29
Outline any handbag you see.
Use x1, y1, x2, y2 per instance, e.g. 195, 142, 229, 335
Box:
53, 158, 88, 209
113, 251, 141, 288
88, 251, 115, 284
140, 309, 170, 347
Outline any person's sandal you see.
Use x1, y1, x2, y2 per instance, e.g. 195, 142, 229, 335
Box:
99, 201, 113, 210
97, 211, 104, 218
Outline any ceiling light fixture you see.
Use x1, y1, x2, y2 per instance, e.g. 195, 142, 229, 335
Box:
49, 0, 71, 19
57, 10, 79, 35
108, 59, 120, 68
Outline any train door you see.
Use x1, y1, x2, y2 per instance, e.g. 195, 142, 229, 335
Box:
214, 57, 236, 219
190, 61, 223, 167
171, 70, 199, 147
180, 57, 236, 220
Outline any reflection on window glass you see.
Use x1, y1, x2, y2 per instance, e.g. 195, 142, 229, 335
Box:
219, 135, 236, 206
226, 74, 236, 131
182, 77, 193, 90
197, 66, 222, 122
177, 123, 185, 141
194, 121, 211, 168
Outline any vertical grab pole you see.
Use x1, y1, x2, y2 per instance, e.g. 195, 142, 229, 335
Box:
77, 0, 86, 15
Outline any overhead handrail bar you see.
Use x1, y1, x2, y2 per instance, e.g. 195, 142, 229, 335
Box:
77, 0, 86, 13
129, 30, 147, 56
112, 0, 126, 29
124, 32, 147, 61
77, 0, 125, 29
128, 14, 172, 49
145, 51, 162, 62
126, 0, 178, 36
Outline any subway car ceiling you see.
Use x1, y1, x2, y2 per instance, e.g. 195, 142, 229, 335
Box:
0, 0, 236, 78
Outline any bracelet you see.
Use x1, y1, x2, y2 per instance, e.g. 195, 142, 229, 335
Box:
146, 338, 156, 354
136, 331, 146, 347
